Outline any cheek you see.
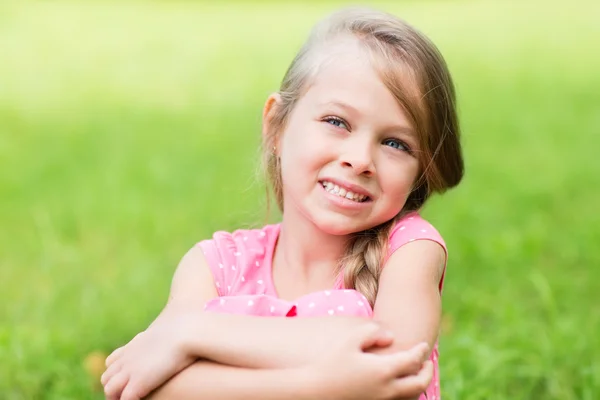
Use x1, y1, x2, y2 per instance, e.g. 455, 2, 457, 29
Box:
279, 131, 317, 187
381, 159, 420, 197
281, 123, 331, 167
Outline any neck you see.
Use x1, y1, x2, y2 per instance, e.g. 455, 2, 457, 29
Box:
274, 209, 349, 285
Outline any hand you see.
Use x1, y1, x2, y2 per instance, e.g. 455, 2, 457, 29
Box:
101, 309, 199, 400
307, 323, 432, 400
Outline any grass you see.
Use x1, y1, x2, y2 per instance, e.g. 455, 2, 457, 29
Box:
1, 0, 599, 398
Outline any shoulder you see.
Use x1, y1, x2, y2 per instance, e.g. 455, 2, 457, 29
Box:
386, 212, 446, 259
197, 224, 280, 296
383, 212, 447, 291
198, 224, 279, 259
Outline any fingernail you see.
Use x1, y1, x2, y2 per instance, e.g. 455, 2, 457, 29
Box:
417, 342, 429, 354
382, 329, 394, 338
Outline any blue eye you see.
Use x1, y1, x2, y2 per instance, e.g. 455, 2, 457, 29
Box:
383, 138, 409, 152
324, 117, 349, 130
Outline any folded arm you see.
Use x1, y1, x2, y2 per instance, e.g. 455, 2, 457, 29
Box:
170, 241, 444, 366
164, 245, 375, 369
148, 240, 443, 398
147, 361, 316, 400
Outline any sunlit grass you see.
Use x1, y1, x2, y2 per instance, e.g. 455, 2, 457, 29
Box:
1, 1, 598, 398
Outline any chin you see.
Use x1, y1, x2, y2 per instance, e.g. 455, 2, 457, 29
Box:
311, 215, 372, 236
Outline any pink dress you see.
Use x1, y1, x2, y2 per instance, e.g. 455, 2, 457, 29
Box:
198, 212, 447, 400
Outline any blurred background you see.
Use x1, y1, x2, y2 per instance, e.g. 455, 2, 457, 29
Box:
1, 0, 598, 398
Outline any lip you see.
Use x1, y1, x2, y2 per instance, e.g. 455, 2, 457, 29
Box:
318, 177, 374, 199
318, 183, 372, 210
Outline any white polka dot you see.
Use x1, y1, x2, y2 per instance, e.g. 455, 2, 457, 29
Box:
234, 252, 241, 257
434, 381, 439, 387
231, 265, 236, 271
344, 289, 352, 293
399, 226, 406, 230
421, 229, 427, 233
216, 282, 221, 288
227, 285, 231, 292
324, 291, 331, 296
241, 276, 245, 282
220, 298, 226, 306
328, 309, 335, 315
433, 355, 437, 361
270, 306, 275, 313
255, 261, 260, 267
243, 236, 248, 241
259, 231, 266, 237
248, 300, 254, 306
308, 302, 315, 308
337, 306, 344, 312
203, 304, 208, 310
358, 301, 364, 307
409, 217, 414, 220
218, 263, 224, 269
257, 280, 264, 285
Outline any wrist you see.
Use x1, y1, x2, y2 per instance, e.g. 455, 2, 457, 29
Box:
180, 309, 212, 357
295, 363, 336, 400
287, 366, 326, 400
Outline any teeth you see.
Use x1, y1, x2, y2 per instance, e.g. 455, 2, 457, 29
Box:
321, 181, 367, 202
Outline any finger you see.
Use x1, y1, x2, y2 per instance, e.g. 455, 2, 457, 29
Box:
104, 371, 130, 400
412, 342, 430, 363
350, 323, 392, 351
404, 342, 429, 363
371, 331, 394, 349
105, 346, 125, 367
388, 343, 429, 377
391, 360, 434, 397
101, 361, 122, 386
121, 382, 143, 400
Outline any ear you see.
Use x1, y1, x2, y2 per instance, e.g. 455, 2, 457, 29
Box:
262, 93, 283, 152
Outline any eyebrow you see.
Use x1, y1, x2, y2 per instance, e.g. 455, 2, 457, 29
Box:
320, 100, 416, 138
319, 100, 361, 117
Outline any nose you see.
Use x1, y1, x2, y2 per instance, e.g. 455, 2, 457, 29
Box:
340, 139, 375, 177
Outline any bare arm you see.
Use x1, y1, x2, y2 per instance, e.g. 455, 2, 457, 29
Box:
104, 243, 436, 399
146, 327, 433, 400
372, 240, 445, 354
147, 361, 316, 400
189, 312, 371, 368
370, 239, 446, 400
167, 242, 442, 369
166, 245, 376, 369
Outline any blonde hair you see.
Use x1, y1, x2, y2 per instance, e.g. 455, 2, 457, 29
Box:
262, 7, 464, 306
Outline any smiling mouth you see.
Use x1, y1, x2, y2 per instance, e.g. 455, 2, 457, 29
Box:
319, 181, 370, 203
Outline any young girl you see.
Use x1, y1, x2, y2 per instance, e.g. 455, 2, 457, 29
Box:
102, 6, 463, 400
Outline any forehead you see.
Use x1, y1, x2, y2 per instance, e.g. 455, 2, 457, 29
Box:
301, 38, 414, 126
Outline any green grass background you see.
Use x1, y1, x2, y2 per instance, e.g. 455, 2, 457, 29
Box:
1, 0, 599, 398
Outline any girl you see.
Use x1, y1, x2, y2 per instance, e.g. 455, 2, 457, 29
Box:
102, 6, 463, 400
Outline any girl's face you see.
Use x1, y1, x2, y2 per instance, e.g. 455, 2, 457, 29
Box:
273, 42, 421, 236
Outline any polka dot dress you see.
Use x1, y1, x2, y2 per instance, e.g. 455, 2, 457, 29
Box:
198, 212, 447, 400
